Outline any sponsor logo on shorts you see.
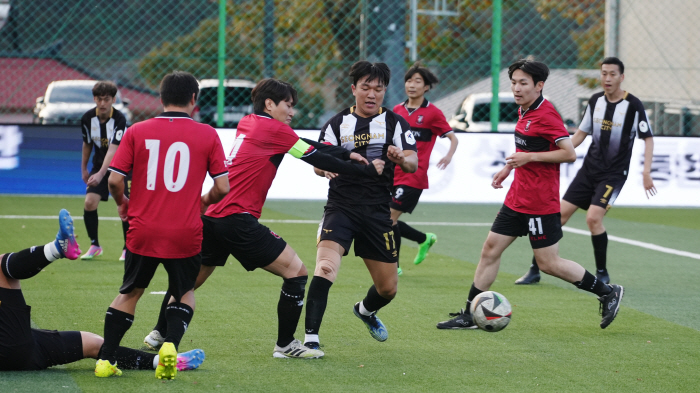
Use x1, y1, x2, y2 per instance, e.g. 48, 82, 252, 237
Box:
322, 229, 333, 234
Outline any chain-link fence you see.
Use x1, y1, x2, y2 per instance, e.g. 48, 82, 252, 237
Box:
0, 0, 697, 135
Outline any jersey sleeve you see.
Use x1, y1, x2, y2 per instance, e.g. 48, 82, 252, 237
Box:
110, 114, 127, 146
81, 113, 91, 144
207, 132, 228, 179
578, 98, 595, 134
269, 124, 303, 154
318, 118, 339, 146
431, 110, 453, 137
632, 100, 653, 139
108, 125, 134, 176
391, 115, 418, 152
541, 110, 570, 145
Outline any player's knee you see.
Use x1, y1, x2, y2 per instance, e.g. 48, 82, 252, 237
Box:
480, 241, 500, 262
317, 262, 337, 280
81, 331, 104, 359
586, 215, 602, 229
377, 285, 397, 300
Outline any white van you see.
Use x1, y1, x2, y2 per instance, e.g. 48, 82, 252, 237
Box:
448, 92, 520, 132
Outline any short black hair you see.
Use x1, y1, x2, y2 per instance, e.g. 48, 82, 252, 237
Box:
601, 57, 624, 74
349, 61, 390, 87
92, 81, 118, 97
160, 71, 199, 107
251, 78, 297, 113
404, 61, 439, 88
508, 59, 549, 85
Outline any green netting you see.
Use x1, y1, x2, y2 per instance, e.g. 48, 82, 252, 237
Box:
0, 0, 697, 135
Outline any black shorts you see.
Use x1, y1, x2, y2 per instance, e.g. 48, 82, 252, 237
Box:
317, 203, 397, 263
0, 288, 83, 371
86, 170, 132, 200
563, 167, 626, 211
201, 214, 287, 271
120, 250, 201, 301
390, 185, 423, 214
490, 204, 563, 249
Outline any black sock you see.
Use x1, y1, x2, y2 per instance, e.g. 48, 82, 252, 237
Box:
574, 270, 612, 297
101, 307, 134, 363
398, 220, 427, 244
592, 232, 608, 272
1, 246, 52, 280
530, 256, 540, 273
304, 276, 333, 336
153, 291, 171, 337
277, 276, 307, 347
99, 345, 156, 370
393, 223, 402, 263
466, 283, 484, 314
360, 285, 392, 313
84, 209, 99, 247
164, 302, 194, 351
121, 220, 130, 249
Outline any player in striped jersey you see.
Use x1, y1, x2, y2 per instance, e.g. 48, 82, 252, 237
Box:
516, 57, 656, 285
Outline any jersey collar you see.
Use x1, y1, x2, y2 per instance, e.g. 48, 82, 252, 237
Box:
157, 111, 192, 119
254, 111, 274, 119
350, 105, 384, 117
403, 98, 429, 115
519, 94, 544, 118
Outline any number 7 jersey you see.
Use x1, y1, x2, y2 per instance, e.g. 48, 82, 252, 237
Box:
108, 112, 228, 258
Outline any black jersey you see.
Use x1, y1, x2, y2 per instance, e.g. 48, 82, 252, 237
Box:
319, 106, 417, 205
578, 92, 652, 177
80, 107, 127, 168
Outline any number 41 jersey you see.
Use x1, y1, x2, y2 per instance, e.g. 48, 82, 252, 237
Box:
109, 112, 228, 258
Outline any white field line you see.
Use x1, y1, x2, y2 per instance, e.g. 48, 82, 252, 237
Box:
2, 215, 699, 261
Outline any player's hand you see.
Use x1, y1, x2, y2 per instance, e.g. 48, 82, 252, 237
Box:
492, 167, 510, 189
371, 159, 385, 175
349, 152, 368, 165
437, 155, 452, 170
505, 152, 531, 168
324, 171, 338, 180
643, 172, 657, 199
87, 172, 103, 187
387, 145, 405, 165
82, 169, 89, 184
117, 197, 129, 222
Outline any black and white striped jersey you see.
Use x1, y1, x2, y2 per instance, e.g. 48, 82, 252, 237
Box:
579, 92, 652, 177
319, 106, 417, 205
80, 107, 127, 169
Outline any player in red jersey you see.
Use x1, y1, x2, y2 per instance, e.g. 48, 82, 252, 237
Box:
143, 78, 384, 359
437, 60, 624, 330
97, 71, 230, 379
391, 62, 459, 273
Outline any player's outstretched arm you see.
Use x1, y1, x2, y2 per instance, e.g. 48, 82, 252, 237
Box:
300, 149, 383, 177
108, 172, 129, 221
87, 144, 118, 187
570, 129, 588, 148
201, 175, 230, 213
81, 142, 92, 183
387, 146, 418, 173
642, 137, 657, 198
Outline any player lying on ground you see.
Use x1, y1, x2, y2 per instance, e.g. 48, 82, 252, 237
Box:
304, 61, 417, 353
390, 62, 459, 274
143, 78, 385, 359
0, 210, 204, 375
99, 71, 229, 379
437, 59, 624, 331
516, 56, 656, 285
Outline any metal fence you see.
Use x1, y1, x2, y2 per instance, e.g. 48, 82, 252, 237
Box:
0, 0, 697, 135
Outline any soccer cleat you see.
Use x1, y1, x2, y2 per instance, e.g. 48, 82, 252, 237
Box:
94, 359, 122, 377
55, 209, 80, 260
144, 330, 165, 350
397, 266, 403, 276
155, 342, 178, 380
81, 245, 103, 260
515, 269, 541, 285
119, 249, 127, 262
353, 303, 388, 342
596, 270, 610, 285
176, 349, 205, 371
599, 284, 624, 329
436, 309, 479, 329
413, 233, 437, 265
304, 341, 321, 351
273, 339, 324, 359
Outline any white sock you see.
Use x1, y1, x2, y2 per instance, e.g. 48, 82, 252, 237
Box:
44, 241, 61, 261
359, 301, 373, 316
304, 334, 319, 344
153, 355, 159, 369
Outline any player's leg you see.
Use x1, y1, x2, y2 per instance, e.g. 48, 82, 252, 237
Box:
586, 205, 609, 283
82, 189, 105, 260
390, 207, 403, 275
304, 240, 344, 349
352, 258, 397, 342
120, 175, 131, 262
392, 186, 435, 266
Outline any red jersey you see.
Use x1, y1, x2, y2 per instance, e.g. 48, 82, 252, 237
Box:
392, 99, 452, 189
109, 112, 228, 258
205, 113, 300, 219
505, 96, 570, 215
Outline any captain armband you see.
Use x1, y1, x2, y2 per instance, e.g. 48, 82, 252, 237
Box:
288, 139, 314, 159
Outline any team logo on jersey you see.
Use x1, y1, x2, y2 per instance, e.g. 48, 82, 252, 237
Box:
417, 115, 424, 125
270, 230, 281, 239
524, 120, 532, 132
639, 120, 649, 133
404, 130, 416, 145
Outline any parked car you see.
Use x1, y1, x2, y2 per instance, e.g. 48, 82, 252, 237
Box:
33, 80, 132, 125
195, 79, 256, 128
448, 92, 520, 132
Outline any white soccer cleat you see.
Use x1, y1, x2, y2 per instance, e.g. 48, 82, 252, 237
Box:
144, 330, 165, 350
273, 339, 324, 359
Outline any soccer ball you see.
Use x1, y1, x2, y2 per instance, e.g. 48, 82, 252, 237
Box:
469, 291, 512, 332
